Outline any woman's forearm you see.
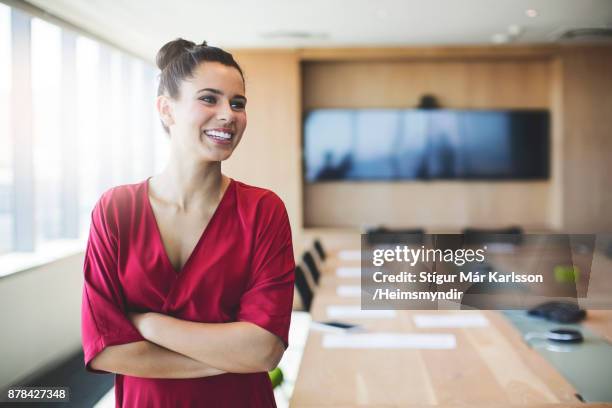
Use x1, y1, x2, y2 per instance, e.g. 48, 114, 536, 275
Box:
135, 314, 285, 373
89, 340, 226, 379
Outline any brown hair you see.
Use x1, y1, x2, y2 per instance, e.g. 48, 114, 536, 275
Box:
156, 38, 245, 132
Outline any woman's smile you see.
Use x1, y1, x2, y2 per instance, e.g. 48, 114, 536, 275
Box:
203, 127, 235, 145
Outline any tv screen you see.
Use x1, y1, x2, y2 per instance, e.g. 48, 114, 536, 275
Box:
303, 109, 550, 182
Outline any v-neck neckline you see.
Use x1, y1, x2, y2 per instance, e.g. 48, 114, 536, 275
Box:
144, 176, 234, 275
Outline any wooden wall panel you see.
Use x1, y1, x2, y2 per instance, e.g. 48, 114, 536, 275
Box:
560, 47, 612, 232
303, 60, 551, 111
303, 59, 555, 229
298, 45, 557, 61
305, 182, 551, 230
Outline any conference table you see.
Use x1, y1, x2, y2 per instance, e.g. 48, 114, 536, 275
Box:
290, 233, 612, 407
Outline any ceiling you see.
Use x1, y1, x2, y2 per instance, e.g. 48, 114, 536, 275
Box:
22, 0, 612, 62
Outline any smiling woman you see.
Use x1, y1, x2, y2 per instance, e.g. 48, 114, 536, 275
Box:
155, 39, 247, 161
81, 38, 295, 407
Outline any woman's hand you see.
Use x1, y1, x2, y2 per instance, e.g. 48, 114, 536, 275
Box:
127, 312, 284, 372
93, 312, 228, 378
128, 312, 155, 338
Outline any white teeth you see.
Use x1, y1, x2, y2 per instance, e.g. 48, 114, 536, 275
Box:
205, 130, 232, 139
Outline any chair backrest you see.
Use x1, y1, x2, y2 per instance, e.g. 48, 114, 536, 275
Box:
294, 265, 313, 311
313, 239, 326, 261
302, 251, 320, 285
463, 226, 524, 245
366, 227, 425, 245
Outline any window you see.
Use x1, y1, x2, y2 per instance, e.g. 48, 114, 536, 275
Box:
0, 3, 12, 254
1, 3, 162, 267
31, 18, 62, 244
76, 35, 101, 236
130, 58, 156, 181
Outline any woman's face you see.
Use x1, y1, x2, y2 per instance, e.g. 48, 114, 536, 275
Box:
161, 61, 247, 163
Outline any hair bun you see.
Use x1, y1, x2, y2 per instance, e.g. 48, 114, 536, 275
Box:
156, 38, 197, 71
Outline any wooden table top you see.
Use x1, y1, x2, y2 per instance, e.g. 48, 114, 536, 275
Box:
291, 236, 612, 407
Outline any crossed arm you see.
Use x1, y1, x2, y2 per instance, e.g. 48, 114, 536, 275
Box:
89, 313, 285, 378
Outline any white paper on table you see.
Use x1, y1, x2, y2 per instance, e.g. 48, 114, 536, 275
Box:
326, 305, 396, 319
484, 243, 516, 254
338, 250, 362, 261
323, 332, 456, 349
336, 267, 361, 278
336, 285, 362, 297
413, 313, 489, 328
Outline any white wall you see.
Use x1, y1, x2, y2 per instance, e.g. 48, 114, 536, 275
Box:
0, 253, 84, 390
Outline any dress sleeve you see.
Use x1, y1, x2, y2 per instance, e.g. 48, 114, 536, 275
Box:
81, 193, 145, 373
237, 194, 295, 348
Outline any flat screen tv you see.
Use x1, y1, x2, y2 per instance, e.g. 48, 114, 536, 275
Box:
303, 109, 550, 182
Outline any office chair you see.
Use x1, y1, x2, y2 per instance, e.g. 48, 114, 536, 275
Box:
463, 226, 524, 245
302, 251, 321, 285
313, 239, 326, 261
294, 265, 314, 311
366, 227, 425, 245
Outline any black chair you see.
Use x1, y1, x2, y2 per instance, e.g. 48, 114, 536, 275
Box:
302, 251, 321, 285
313, 239, 326, 261
294, 265, 313, 312
366, 227, 425, 245
462, 226, 524, 245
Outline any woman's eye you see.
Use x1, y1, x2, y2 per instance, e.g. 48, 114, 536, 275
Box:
231, 100, 246, 110
199, 95, 217, 104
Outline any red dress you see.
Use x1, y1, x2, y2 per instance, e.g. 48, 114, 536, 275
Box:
81, 178, 295, 407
